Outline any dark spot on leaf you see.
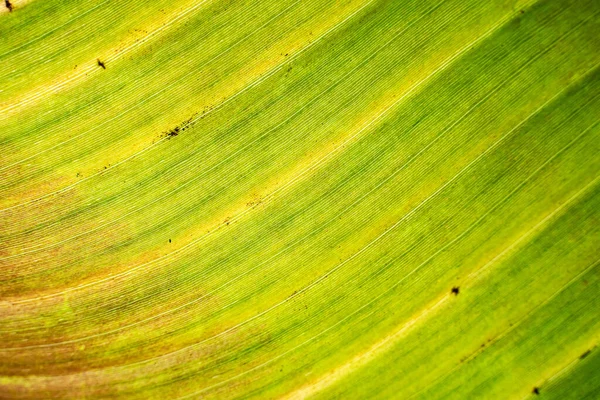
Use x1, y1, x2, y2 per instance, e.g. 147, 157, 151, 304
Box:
166, 127, 179, 138
161, 116, 195, 139
451, 286, 459, 295
533, 387, 540, 395
580, 349, 592, 360
168, 239, 171, 243
97, 59, 106, 69
5, 0, 13, 12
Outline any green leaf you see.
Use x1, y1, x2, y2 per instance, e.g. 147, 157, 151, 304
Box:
1, 0, 599, 398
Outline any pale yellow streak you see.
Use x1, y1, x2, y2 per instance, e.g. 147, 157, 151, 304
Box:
282, 175, 600, 400
283, 296, 448, 400
0, 0, 210, 116
516, 339, 600, 399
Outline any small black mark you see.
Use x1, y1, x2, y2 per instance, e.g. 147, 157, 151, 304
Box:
161, 116, 195, 140
532, 387, 540, 395
520, 9, 525, 14
246, 195, 263, 207
97, 59, 106, 69
580, 349, 592, 360
451, 286, 460, 295
5, 0, 13, 12
169, 239, 171, 243
166, 126, 179, 138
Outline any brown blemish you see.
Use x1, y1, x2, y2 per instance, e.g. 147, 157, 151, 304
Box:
246, 194, 264, 208
161, 116, 195, 140
166, 126, 179, 138
580, 349, 592, 360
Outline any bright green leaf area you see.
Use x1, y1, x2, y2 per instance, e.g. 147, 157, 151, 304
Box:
0, 0, 598, 398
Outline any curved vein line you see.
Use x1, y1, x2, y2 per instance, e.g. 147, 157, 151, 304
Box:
0, 0, 213, 114
518, 338, 600, 400
0, 0, 370, 205
105, 64, 591, 371
463, 179, 599, 283
0, 0, 300, 182
0, 1, 302, 235
3, 17, 570, 365
186, 173, 600, 400
4, 11, 584, 339
408, 257, 600, 400
0, 0, 110, 59
13, 0, 504, 305
0, 39, 563, 337
2, 0, 445, 258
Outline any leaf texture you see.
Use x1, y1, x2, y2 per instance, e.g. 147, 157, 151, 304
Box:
0, 0, 599, 398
